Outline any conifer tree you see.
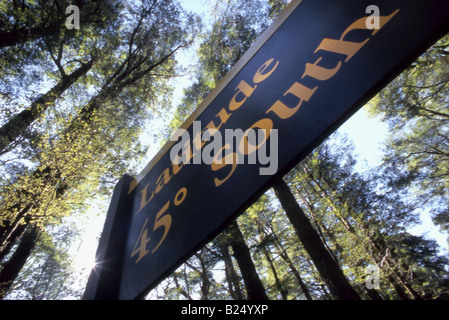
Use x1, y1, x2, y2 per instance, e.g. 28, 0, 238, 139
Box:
0, 0, 199, 298
367, 35, 449, 244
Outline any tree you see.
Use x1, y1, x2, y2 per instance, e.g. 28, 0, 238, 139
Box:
0, 0, 119, 49
214, 239, 245, 300
367, 35, 449, 243
0, 58, 94, 155
0, 225, 39, 299
241, 194, 314, 300
0, 1, 120, 124
286, 133, 449, 299
165, 0, 273, 137
272, 178, 361, 300
1, 222, 82, 299
225, 222, 269, 300
0, 0, 199, 298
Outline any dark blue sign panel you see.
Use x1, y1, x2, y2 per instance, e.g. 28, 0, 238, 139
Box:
106, 0, 447, 299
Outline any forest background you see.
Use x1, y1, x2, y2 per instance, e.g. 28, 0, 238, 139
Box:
0, 0, 448, 300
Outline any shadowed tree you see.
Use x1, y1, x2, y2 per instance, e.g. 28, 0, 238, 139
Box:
0, 0, 119, 49
367, 35, 449, 244
0, 0, 199, 297
272, 178, 361, 300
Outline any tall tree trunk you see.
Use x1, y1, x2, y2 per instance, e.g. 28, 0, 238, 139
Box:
272, 178, 360, 300
278, 248, 313, 300
0, 225, 40, 299
0, 59, 94, 155
294, 186, 343, 261
0, 50, 174, 290
0, 41, 180, 279
0, 0, 92, 49
227, 222, 268, 300
189, 253, 211, 300
260, 245, 288, 300
0, 167, 68, 260
173, 272, 194, 300
0, 223, 27, 263
262, 210, 313, 300
218, 242, 244, 300
304, 166, 421, 300
254, 217, 288, 300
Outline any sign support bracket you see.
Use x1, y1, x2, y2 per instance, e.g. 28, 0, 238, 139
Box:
83, 174, 135, 300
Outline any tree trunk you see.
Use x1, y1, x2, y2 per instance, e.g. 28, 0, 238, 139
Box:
0, 21, 187, 296
262, 210, 313, 300
0, 225, 40, 299
218, 243, 244, 300
272, 178, 360, 300
305, 167, 421, 300
261, 245, 288, 300
0, 59, 94, 155
0, 0, 92, 49
0, 223, 27, 263
254, 216, 288, 300
173, 272, 193, 300
192, 253, 211, 300
227, 222, 268, 300
0, 167, 69, 261
278, 247, 313, 300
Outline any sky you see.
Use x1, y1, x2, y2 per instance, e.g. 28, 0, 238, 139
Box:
340, 111, 448, 255
71, 0, 448, 297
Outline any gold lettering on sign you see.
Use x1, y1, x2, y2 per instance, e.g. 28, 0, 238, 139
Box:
239, 118, 273, 155
131, 8, 401, 262
139, 183, 154, 213
228, 80, 257, 111
211, 144, 239, 187
155, 168, 172, 194
302, 57, 341, 81
315, 10, 400, 61
253, 58, 279, 83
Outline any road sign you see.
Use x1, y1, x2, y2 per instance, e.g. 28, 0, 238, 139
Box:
84, 0, 449, 300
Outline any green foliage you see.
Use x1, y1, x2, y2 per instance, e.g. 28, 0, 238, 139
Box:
164, 0, 272, 140
286, 133, 449, 299
0, 0, 200, 299
367, 34, 449, 242
2, 0, 448, 300
4, 225, 78, 299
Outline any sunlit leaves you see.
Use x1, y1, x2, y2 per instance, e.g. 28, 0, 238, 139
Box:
0, 0, 201, 299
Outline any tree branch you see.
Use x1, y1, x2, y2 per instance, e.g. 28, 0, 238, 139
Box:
48, 39, 67, 78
